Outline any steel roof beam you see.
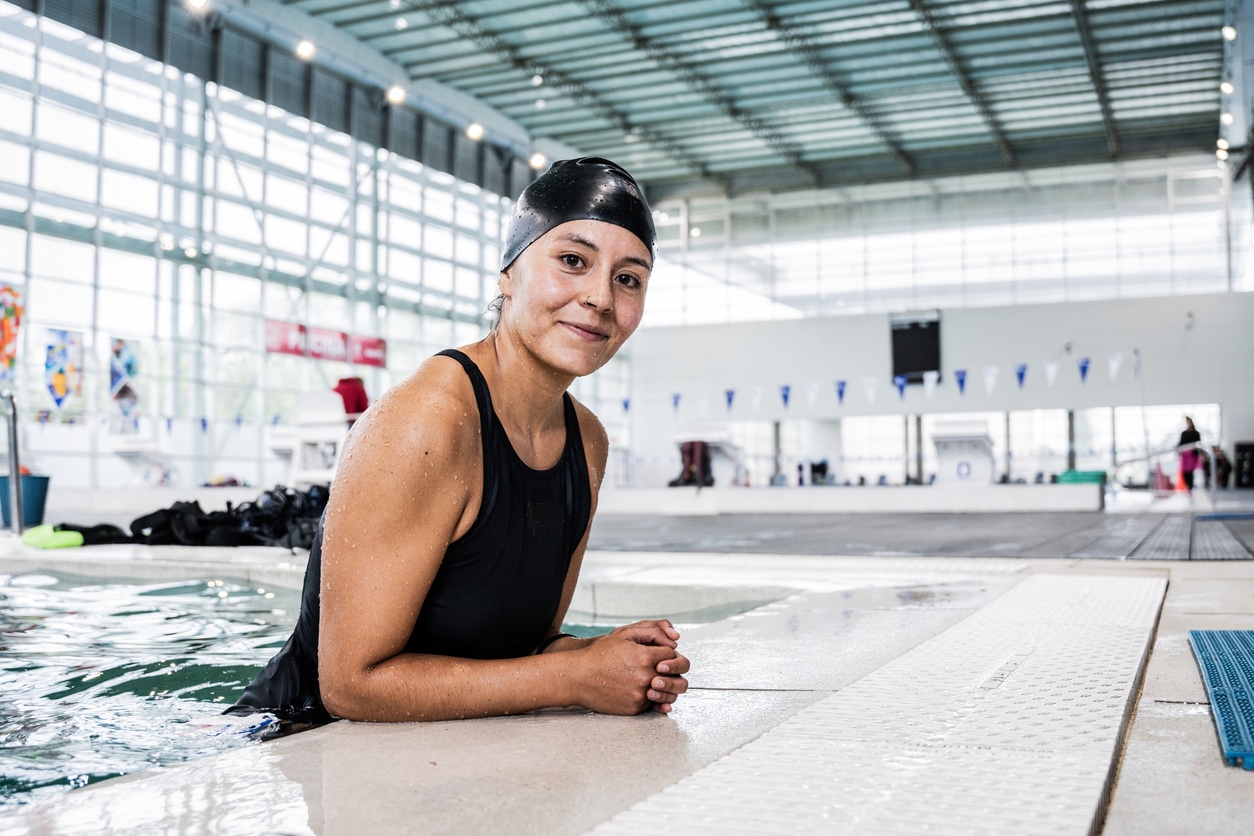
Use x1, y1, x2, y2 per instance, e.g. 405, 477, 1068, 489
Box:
743, 0, 915, 177
575, 0, 819, 188
906, 0, 1017, 168
373, 0, 726, 190
1069, 0, 1121, 156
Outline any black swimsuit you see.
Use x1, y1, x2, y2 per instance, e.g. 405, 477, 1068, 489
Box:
228, 349, 592, 723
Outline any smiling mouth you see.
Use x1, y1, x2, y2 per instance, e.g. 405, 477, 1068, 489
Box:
562, 321, 609, 341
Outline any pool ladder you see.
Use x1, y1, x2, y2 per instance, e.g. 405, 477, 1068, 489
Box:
2, 390, 21, 534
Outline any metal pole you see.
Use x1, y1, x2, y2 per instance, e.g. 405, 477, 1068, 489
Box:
2, 390, 22, 534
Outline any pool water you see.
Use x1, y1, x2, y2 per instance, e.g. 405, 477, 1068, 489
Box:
0, 571, 299, 812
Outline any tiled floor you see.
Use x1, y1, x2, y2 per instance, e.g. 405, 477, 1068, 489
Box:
590, 506, 1254, 559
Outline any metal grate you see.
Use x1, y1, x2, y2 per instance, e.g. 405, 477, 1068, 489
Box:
1128, 515, 1191, 561
1191, 520, 1254, 561
1189, 630, 1254, 770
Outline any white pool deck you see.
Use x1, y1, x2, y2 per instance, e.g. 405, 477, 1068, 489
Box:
1, 535, 1252, 834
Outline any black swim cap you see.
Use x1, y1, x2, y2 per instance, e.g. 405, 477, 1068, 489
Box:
500, 157, 656, 271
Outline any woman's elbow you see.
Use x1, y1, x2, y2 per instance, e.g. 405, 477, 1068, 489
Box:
319, 664, 373, 721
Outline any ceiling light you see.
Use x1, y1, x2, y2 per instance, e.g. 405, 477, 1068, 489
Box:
394, 17, 408, 30
295, 40, 315, 60
184, 247, 198, 258
531, 74, 543, 86
1217, 149, 1230, 160
1221, 81, 1235, 94
1223, 25, 1237, 40
386, 85, 405, 104
529, 152, 547, 169
1222, 112, 1235, 125
187, 0, 208, 10
389, 0, 401, 7
689, 227, 701, 239
1218, 138, 1230, 150
534, 98, 546, 109
466, 122, 484, 141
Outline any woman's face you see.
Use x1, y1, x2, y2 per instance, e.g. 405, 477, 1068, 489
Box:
499, 219, 651, 377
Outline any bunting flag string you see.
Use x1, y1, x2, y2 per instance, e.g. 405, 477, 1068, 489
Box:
780, 384, 791, 408
1078, 356, 1091, 383
922, 370, 938, 399
893, 374, 908, 400
982, 365, 998, 395
954, 368, 967, 395
1014, 363, 1027, 389
1044, 360, 1059, 386
1107, 352, 1123, 381
724, 389, 735, 412
862, 376, 877, 404
835, 379, 847, 405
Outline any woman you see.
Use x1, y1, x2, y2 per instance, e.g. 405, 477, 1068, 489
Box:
1178, 416, 1202, 493
230, 158, 689, 724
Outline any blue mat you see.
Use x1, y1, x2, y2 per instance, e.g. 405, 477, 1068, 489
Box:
1189, 630, 1254, 770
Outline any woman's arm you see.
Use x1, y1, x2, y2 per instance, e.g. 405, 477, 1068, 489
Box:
316, 358, 682, 721
534, 402, 690, 714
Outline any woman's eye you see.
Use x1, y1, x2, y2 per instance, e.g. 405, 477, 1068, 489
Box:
560, 254, 584, 268
616, 273, 642, 289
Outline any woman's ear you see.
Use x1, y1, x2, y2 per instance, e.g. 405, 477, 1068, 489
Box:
498, 269, 513, 298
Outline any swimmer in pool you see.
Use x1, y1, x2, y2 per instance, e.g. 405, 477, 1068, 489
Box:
229, 158, 689, 724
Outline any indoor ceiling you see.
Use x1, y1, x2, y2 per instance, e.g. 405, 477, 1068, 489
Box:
278, 0, 1227, 199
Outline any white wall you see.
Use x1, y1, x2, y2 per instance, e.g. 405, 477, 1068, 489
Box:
625, 292, 1254, 486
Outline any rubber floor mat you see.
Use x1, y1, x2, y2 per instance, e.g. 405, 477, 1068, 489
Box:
1189, 630, 1254, 770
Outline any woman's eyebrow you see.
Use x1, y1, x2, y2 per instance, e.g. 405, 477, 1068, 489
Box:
561, 233, 652, 272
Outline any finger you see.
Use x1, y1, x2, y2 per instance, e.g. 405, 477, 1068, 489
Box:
617, 620, 681, 644
652, 701, 673, 714
655, 653, 690, 676
615, 624, 678, 649
647, 687, 678, 704
651, 674, 688, 695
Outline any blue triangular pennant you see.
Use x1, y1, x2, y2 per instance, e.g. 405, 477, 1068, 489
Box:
1015, 363, 1027, 389
835, 380, 846, 405
1078, 357, 1090, 383
780, 385, 790, 408
622, 398, 630, 413
725, 389, 735, 411
955, 369, 967, 395
893, 375, 907, 400
671, 393, 681, 412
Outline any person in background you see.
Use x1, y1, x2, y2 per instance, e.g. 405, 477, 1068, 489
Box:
1177, 416, 1202, 493
332, 377, 369, 426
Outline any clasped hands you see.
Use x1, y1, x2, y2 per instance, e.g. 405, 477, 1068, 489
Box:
576, 619, 690, 715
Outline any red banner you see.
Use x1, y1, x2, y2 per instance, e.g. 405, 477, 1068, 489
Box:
265, 319, 387, 368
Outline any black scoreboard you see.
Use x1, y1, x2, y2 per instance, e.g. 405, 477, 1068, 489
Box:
890, 310, 941, 384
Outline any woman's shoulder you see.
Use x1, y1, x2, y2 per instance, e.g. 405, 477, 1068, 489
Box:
345, 354, 481, 467
566, 393, 609, 475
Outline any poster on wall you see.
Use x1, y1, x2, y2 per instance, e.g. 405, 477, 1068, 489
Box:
0, 285, 23, 386
110, 337, 140, 419
45, 328, 83, 409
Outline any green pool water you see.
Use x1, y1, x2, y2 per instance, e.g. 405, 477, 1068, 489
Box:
0, 570, 300, 812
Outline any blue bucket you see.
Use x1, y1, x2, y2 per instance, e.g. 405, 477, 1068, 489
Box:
0, 475, 50, 527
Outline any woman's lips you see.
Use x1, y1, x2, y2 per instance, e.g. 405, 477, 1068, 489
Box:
562, 321, 609, 341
